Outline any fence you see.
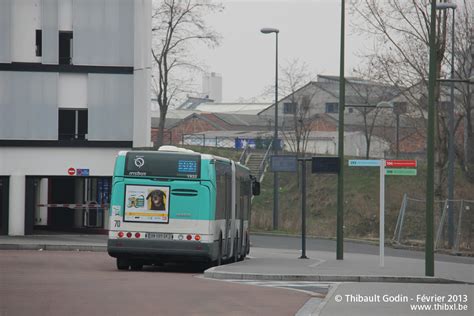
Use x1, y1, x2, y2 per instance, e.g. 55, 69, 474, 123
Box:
181, 134, 237, 148
181, 134, 275, 149
392, 194, 473, 253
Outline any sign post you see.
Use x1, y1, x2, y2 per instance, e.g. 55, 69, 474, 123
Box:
379, 159, 385, 267
298, 157, 311, 259
348, 159, 417, 267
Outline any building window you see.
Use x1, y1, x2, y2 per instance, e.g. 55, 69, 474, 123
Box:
36, 30, 42, 57
58, 109, 88, 140
348, 107, 354, 113
59, 31, 73, 65
283, 102, 297, 114
325, 103, 339, 113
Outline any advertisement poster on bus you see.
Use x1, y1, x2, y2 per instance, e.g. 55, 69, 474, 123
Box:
124, 185, 170, 223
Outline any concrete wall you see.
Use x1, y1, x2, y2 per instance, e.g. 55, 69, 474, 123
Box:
0, 72, 58, 140
58, 73, 88, 109
11, 0, 42, 63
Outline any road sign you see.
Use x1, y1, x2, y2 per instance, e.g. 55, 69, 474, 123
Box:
385, 168, 417, 176
67, 167, 75, 176
270, 155, 297, 172
385, 160, 417, 168
348, 159, 381, 167
312, 157, 340, 174
77, 168, 90, 176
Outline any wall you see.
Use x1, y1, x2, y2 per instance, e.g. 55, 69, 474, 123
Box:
11, 0, 41, 63
0, 147, 123, 176
58, 73, 87, 108
0, 71, 58, 140
87, 74, 134, 141
73, 0, 134, 66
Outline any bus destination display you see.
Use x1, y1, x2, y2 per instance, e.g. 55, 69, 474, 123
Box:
125, 152, 200, 179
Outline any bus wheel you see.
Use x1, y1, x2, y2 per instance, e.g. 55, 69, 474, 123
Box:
245, 234, 250, 255
130, 262, 143, 271
116, 258, 129, 271
233, 235, 239, 263
217, 235, 223, 266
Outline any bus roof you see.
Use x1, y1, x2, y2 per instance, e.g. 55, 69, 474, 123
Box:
117, 147, 248, 171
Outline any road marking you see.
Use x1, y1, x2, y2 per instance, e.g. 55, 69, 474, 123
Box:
308, 259, 325, 268
215, 279, 334, 296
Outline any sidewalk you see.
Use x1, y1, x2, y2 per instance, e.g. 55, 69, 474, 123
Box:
206, 247, 474, 284
0, 234, 107, 251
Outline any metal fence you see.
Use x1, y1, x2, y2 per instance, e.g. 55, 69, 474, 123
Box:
181, 134, 276, 150
392, 194, 473, 253
181, 134, 238, 148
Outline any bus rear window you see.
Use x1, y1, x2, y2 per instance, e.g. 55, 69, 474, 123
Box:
124, 152, 201, 179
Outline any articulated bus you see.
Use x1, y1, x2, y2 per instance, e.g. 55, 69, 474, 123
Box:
107, 146, 260, 270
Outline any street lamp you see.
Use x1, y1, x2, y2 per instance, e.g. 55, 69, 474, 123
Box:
436, 1, 457, 248
425, 0, 438, 277
337, 0, 346, 260
261, 27, 280, 230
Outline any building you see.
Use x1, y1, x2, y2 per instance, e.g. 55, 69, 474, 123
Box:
256, 75, 428, 157
151, 112, 276, 146
0, 0, 152, 236
202, 72, 222, 103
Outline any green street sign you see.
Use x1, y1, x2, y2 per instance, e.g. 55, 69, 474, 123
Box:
385, 168, 417, 176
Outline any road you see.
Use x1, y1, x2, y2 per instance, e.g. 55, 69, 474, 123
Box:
250, 234, 474, 264
0, 250, 309, 316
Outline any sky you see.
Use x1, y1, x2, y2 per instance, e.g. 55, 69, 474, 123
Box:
193, 0, 370, 102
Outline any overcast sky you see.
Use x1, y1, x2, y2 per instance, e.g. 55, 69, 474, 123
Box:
193, 0, 370, 102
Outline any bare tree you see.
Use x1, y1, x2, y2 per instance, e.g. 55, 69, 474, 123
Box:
152, 0, 223, 148
350, 0, 474, 195
278, 59, 317, 158
346, 67, 400, 158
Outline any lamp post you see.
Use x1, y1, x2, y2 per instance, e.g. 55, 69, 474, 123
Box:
261, 27, 280, 230
426, 0, 438, 277
337, 0, 345, 260
436, 1, 457, 248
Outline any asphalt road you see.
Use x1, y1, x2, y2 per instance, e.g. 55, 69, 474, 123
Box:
0, 250, 310, 316
250, 234, 474, 265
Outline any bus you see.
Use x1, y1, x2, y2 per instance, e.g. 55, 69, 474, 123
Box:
107, 146, 260, 270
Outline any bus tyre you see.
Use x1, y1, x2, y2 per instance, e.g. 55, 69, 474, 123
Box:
116, 258, 129, 271
217, 235, 223, 266
245, 234, 250, 256
130, 262, 143, 271
233, 235, 239, 263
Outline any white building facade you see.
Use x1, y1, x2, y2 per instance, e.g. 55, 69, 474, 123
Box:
0, 0, 152, 235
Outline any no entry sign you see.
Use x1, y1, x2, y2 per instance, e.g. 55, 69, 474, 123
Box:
67, 167, 76, 176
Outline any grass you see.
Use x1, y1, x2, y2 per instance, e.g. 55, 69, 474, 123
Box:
181, 146, 474, 242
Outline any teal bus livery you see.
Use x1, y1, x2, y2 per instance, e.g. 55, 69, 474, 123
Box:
107, 146, 260, 270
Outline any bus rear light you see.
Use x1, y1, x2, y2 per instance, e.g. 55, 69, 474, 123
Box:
186, 234, 192, 240
194, 234, 201, 241
118, 231, 124, 238
135, 232, 141, 238
126, 232, 132, 238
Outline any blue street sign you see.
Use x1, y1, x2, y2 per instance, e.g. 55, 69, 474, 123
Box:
348, 160, 381, 167
270, 155, 297, 172
76, 168, 89, 176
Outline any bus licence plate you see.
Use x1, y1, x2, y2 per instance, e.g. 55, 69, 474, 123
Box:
147, 233, 173, 240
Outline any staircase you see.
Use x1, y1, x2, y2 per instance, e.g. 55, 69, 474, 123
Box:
245, 152, 267, 181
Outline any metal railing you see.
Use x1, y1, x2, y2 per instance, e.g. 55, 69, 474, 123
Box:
239, 144, 251, 165
181, 134, 237, 148
256, 139, 273, 182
